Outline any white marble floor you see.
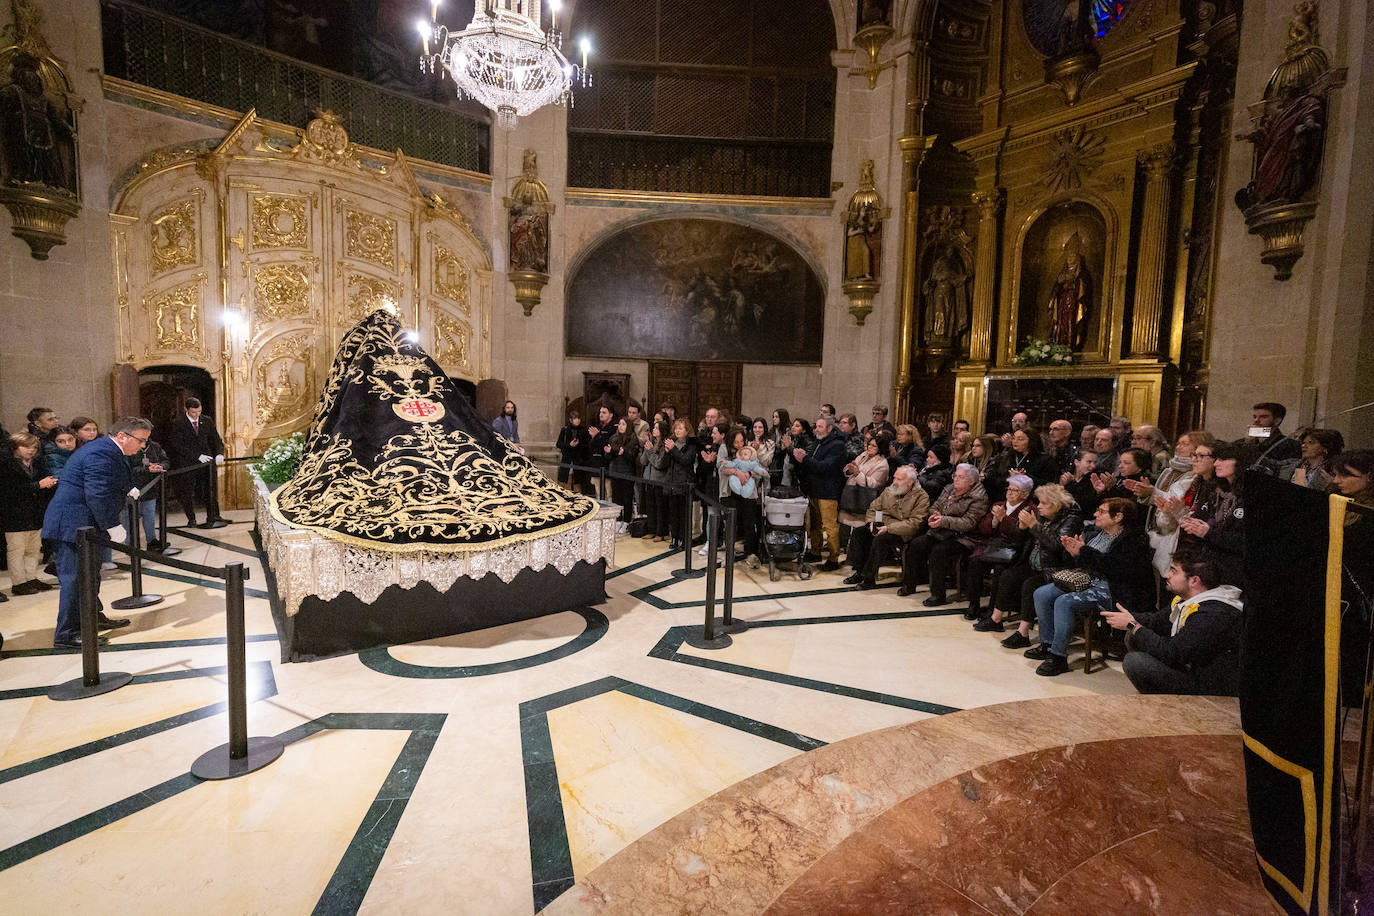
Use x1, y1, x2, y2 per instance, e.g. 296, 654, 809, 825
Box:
0, 513, 1142, 914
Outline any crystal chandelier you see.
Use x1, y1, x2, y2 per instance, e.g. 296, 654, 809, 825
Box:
419, 1, 591, 128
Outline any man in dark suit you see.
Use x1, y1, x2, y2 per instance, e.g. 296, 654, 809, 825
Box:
42, 417, 150, 648
166, 397, 226, 528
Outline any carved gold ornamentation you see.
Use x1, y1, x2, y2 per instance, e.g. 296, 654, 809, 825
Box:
345, 208, 397, 270
290, 110, 371, 172
346, 272, 403, 321
254, 332, 313, 426
252, 263, 312, 323
149, 199, 198, 275
251, 194, 308, 249
432, 246, 470, 310
434, 312, 470, 370
145, 274, 207, 357
1041, 126, 1105, 193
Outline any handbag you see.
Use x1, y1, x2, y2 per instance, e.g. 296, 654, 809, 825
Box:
975, 544, 1017, 564
840, 483, 881, 514
1049, 568, 1093, 592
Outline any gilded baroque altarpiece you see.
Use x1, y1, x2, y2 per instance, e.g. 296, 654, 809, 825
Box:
110, 110, 492, 505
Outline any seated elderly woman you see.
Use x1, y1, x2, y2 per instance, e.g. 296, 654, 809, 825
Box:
844, 465, 931, 588
898, 463, 990, 603
1024, 496, 1154, 676
839, 434, 892, 530
986, 483, 1084, 644
961, 473, 1037, 621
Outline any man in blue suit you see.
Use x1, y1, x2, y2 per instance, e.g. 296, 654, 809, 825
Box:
42, 417, 151, 648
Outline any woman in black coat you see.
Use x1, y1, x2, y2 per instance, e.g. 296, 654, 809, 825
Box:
986, 427, 1058, 502
1179, 440, 1246, 587
556, 410, 592, 493
1025, 497, 1154, 675
1, 433, 58, 596
662, 418, 699, 549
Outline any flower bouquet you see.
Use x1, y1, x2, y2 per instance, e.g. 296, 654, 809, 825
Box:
1014, 336, 1075, 367
251, 431, 305, 489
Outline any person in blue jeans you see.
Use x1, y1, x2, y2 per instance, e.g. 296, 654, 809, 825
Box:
126, 437, 170, 552
41, 417, 150, 648
1024, 497, 1153, 676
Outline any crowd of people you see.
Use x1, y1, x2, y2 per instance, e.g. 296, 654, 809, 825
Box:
0, 403, 226, 649
546, 398, 1373, 697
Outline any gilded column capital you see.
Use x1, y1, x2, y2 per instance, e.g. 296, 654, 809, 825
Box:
1137, 143, 1178, 177
971, 188, 1005, 218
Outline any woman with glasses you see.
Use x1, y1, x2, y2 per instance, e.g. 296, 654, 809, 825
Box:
1125, 430, 1215, 576
1177, 440, 1247, 587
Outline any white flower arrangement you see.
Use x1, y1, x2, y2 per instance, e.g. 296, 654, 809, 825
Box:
251, 431, 305, 487
1014, 336, 1076, 367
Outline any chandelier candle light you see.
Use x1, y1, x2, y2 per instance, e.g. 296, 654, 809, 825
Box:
420, 0, 591, 128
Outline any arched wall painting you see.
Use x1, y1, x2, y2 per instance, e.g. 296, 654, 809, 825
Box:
566, 219, 825, 363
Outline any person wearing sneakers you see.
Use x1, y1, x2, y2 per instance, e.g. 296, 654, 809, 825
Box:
1, 433, 58, 597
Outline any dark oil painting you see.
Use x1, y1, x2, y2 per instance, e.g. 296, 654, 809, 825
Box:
566, 219, 825, 364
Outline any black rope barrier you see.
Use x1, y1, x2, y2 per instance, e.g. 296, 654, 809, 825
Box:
46, 527, 284, 778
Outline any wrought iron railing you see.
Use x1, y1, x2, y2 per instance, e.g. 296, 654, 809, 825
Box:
100, 0, 489, 173
567, 131, 832, 198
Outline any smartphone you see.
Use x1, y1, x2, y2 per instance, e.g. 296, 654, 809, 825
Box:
1248, 426, 1273, 438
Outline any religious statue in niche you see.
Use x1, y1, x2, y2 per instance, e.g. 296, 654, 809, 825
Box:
917, 205, 972, 369
857, 0, 892, 28
0, 0, 82, 259
922, 248, 970, 345
1233, 1, 1345, 280
504, 148, 554, 314
1046, 232, 1091, 350
841, 160, 889, 325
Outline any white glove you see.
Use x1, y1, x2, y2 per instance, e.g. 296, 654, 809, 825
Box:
128, 487, 141, 500
215, 454, 225, 465
198, 454, 213, 463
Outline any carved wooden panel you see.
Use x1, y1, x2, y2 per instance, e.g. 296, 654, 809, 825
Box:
432, 309, 471, 373
252, 262, 314, 324
344, 207, 397, 270
253, 332, 314, 427
432, 243, 471, 313
345, 272, 404, 322
149, 197, 199, 276
251, 193, 310, 249
648, 360, 696, 426
143, 272, 209, 360
695, 362, 742, 422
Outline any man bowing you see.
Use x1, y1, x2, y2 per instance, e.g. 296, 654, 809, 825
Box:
43, 417, 152, 648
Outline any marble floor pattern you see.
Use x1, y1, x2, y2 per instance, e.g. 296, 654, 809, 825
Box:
0, 512, 1272, 914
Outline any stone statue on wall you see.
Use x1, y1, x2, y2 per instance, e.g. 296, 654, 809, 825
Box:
843, 160, 884, 282
1231, 1, 1345, 280
507, 148, 550, 273
1047, 232, 1090, 350
0, 52, 74, 192
857, 0, 892, 28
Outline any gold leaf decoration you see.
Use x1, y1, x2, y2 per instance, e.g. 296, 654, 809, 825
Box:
251, 194, 309, 249
253, 263, 312, 322
433, 245, 470, 311
345, 208, 397, 270
149, 199, 198, 275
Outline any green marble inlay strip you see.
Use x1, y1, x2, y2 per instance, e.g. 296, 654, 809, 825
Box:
518, 675, 826, 911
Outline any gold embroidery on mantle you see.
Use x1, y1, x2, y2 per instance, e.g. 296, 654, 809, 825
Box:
251, 194, 309, 249
271, 424, 597, 553
345, 208, 397, 270
149, 199, 199, 275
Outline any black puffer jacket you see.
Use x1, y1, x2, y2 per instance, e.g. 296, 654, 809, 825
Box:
0, 453, 52, 531
1028, 506, 1084, 572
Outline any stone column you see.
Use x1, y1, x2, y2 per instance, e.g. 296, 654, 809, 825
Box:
891, 134, 937, 421
1130, 143, 1175, 358
967, 187, 1004, 365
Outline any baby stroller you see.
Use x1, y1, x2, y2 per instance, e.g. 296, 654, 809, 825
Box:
762, 488, 812, 582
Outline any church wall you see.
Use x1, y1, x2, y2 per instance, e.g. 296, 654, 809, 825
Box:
1208, 0, 1374, 443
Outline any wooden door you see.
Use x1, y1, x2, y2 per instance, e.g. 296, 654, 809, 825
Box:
648, 360, 741, 428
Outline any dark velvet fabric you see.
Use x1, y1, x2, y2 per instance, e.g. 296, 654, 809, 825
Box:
272, 309, 597, 549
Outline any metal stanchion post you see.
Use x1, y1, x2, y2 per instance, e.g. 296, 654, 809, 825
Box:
684, 506, 732, 650
112, 497, 163, 610
201, 460, 228, 529
719, 506, 747, 635
191, 562, 283, 779
672, 486, 705, 579
49, 528, 133, 701
156, 472, 182, 557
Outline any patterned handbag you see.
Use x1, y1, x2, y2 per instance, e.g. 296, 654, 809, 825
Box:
1049, 567, 1093, 592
